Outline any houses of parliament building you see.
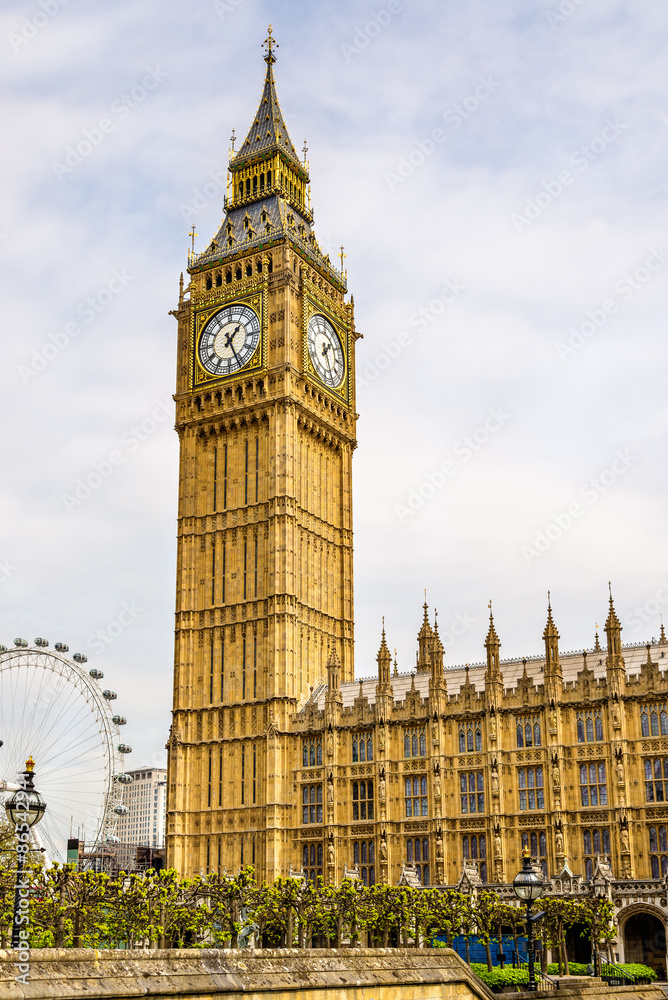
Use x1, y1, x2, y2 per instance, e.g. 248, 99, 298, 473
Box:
165, 29, 668, 969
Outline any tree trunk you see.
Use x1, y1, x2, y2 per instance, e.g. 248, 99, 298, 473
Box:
485, 939, 493, 972
465, 936, 470, 965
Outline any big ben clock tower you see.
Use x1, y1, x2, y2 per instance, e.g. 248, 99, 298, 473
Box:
166, 28, 358, 879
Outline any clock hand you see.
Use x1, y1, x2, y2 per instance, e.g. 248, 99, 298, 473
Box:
224, 325, 243, 367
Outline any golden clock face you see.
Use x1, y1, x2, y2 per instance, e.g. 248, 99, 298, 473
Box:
198, 304, 261, 377
307, 314, 345, 388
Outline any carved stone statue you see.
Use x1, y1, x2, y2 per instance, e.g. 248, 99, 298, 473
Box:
490, 713, 497, 737
555, 829, 564, 853
432, 719, 439, 744
616, 758, 624, 784
436, 830, 444, 861
434, 770, 441, 800
328, 839, 335, 865
379, 771, 386, 802
612, 702, 621, 727
378, 726, 385, 751
552, 760, 560, 787
380, 836, 387, 862
491, 768, 499, 796
495, 832, 502, 856
326, 730, 333, 756
327, 773, 334, 804
621, 827, 630, 853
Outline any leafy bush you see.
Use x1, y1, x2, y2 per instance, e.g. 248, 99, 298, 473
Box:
470, 963, 530, 989
613, 963, 657, 982
546, 962, 589, 975
545, 960, 657, 982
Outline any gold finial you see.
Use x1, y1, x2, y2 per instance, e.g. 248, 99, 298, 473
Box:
547, 589, 551, 609
263, 24, 277, 64
302, 140, 308, 163
339, 245, 346, 272
188, 225, 197, 264
25, 756, 35, 773
230, 128, 236, 151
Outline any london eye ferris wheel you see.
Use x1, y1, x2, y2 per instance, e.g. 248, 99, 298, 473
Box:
0, 637, 133, 863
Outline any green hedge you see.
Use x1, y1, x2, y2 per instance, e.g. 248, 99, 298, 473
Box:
545, 961, 656, 982
470, 964, 530, 988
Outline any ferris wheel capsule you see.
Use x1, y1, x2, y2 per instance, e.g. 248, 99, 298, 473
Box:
112, 715, 127, 725
73, 653, 87, 663
102, 690, 117, 700
115, 773, 134, 784
34, 638, 49, 647
113, 804, 129, 816
13, 639, 27, 647
0, 645, 6, 653
89, 668, 104, 680
55, 643, 69, 652
117, 744, 132, 754
106, 835, 120, 844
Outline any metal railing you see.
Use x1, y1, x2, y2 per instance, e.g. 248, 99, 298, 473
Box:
518, 958, 560, 991
593, 951, 651, 986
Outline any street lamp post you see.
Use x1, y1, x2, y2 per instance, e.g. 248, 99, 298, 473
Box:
5, 757, 47, 949
513, 846, 545, 992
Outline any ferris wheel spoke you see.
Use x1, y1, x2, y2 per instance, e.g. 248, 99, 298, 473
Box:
0, 649, 128, 863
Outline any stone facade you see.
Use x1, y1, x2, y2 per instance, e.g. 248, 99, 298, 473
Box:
165, 31, 668, 973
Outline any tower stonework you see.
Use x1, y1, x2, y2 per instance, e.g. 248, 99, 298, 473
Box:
166, 37, 668, 973
166, 32, 357, 879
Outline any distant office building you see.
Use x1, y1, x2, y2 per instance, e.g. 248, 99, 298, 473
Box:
116, 767, 167, 849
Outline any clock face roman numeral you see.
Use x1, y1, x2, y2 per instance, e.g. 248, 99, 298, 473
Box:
198, 304, 261, 377
307, 314, 344, 388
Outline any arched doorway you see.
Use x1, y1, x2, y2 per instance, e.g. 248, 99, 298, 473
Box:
624, 912, 666, 978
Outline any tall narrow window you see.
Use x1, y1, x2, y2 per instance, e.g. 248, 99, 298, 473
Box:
207, 748, 212, 807
243, 539, 247, 600
241, 746, 245, 805
222, 542, 226, 603
211, 539, 216, 606
218, 838, 221, 873
213, 446, 218, 512
253, 744, 257, 804
218, 748, 223, 806
209, 644, 214, 704
220, 639, 225, 702
206, 840, 210, 871
254, 535, 258, 597
252, 835, 256, 865
242, 637, 246, 699
253, 635, 257, 698
244, 439, 249, 505
255, 437, 259, 501
222, 443, 228, 508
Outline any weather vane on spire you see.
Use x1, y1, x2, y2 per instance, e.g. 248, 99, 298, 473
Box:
263, 24, 277, 64
302, 140, 308, 163
230, 128, 236, 151
188, 225, 197, 263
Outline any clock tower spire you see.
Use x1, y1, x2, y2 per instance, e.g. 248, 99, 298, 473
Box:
167, 30, 357, 881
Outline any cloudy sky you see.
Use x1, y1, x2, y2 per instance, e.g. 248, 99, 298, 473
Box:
1, 0, 667, 776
